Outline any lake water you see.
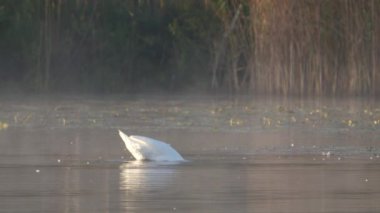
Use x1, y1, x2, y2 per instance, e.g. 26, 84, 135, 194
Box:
0, 95, 379, 212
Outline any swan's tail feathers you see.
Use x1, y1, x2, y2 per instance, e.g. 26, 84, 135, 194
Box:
118, 129, 126, 137
118, 130, 145, 160
118, 130, 131, 147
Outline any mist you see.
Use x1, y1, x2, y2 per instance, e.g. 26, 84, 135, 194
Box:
1, 1, 380, 212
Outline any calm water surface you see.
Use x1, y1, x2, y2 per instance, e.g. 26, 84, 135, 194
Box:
0, 96, 379, 212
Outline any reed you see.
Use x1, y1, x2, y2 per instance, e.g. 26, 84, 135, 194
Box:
0, 0, 378, 96
212, 0, 380, 96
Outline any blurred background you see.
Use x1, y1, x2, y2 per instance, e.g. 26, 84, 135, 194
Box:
0, 0, 379, 96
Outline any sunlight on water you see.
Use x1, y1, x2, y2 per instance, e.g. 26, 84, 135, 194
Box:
119, 162, 180, 211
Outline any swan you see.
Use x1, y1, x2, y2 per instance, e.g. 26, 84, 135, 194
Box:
118, 130, 185, 161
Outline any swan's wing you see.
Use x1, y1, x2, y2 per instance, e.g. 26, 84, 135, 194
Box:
130, 136, 184, 161
118, 130, 184, 161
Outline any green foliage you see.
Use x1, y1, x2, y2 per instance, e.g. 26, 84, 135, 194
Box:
0, 0, 223, 93
0, 0, 379, 96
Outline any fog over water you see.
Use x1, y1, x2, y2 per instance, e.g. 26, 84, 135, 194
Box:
0, 95, 379, 212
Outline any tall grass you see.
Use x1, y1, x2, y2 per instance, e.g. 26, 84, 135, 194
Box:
213, 0, 380, 96
0, 0, 379, 96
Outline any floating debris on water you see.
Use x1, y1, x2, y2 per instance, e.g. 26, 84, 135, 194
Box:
35, 169, 40, 173
364, 109, 373, 116
277, 105, 285, 112
229, 118, 243, 126
0, 121, 9, 130
290, 116, 297, 123
57, 159, 61, 163
261, 117, 272, 127
322, 151, 331, 157
344, 119, 356, 127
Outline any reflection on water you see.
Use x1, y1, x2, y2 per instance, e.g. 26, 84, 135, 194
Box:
119, 162, 180, 211
117, 156, 380, 213
0, 96, 379, 212
0, 148, 379, 212
119, 161, 178, 193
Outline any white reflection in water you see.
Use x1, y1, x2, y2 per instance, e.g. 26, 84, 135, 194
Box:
120, 162, 177, 188
119, 161, 180, 206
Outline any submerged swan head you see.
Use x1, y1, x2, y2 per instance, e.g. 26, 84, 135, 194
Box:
118, 130, 185, 162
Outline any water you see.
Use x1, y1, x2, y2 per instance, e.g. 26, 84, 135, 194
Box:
0, 95, 379, 212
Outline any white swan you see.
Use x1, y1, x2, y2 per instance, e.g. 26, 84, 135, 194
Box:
118, 130, 185, 161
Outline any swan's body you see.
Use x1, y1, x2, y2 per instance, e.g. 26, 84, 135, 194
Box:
118, 130, 185, 161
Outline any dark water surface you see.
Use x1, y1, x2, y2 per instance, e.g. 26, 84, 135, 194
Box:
0, 96, 379, 212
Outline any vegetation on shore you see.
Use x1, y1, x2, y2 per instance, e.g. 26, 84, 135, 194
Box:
0, 0, 379, 96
